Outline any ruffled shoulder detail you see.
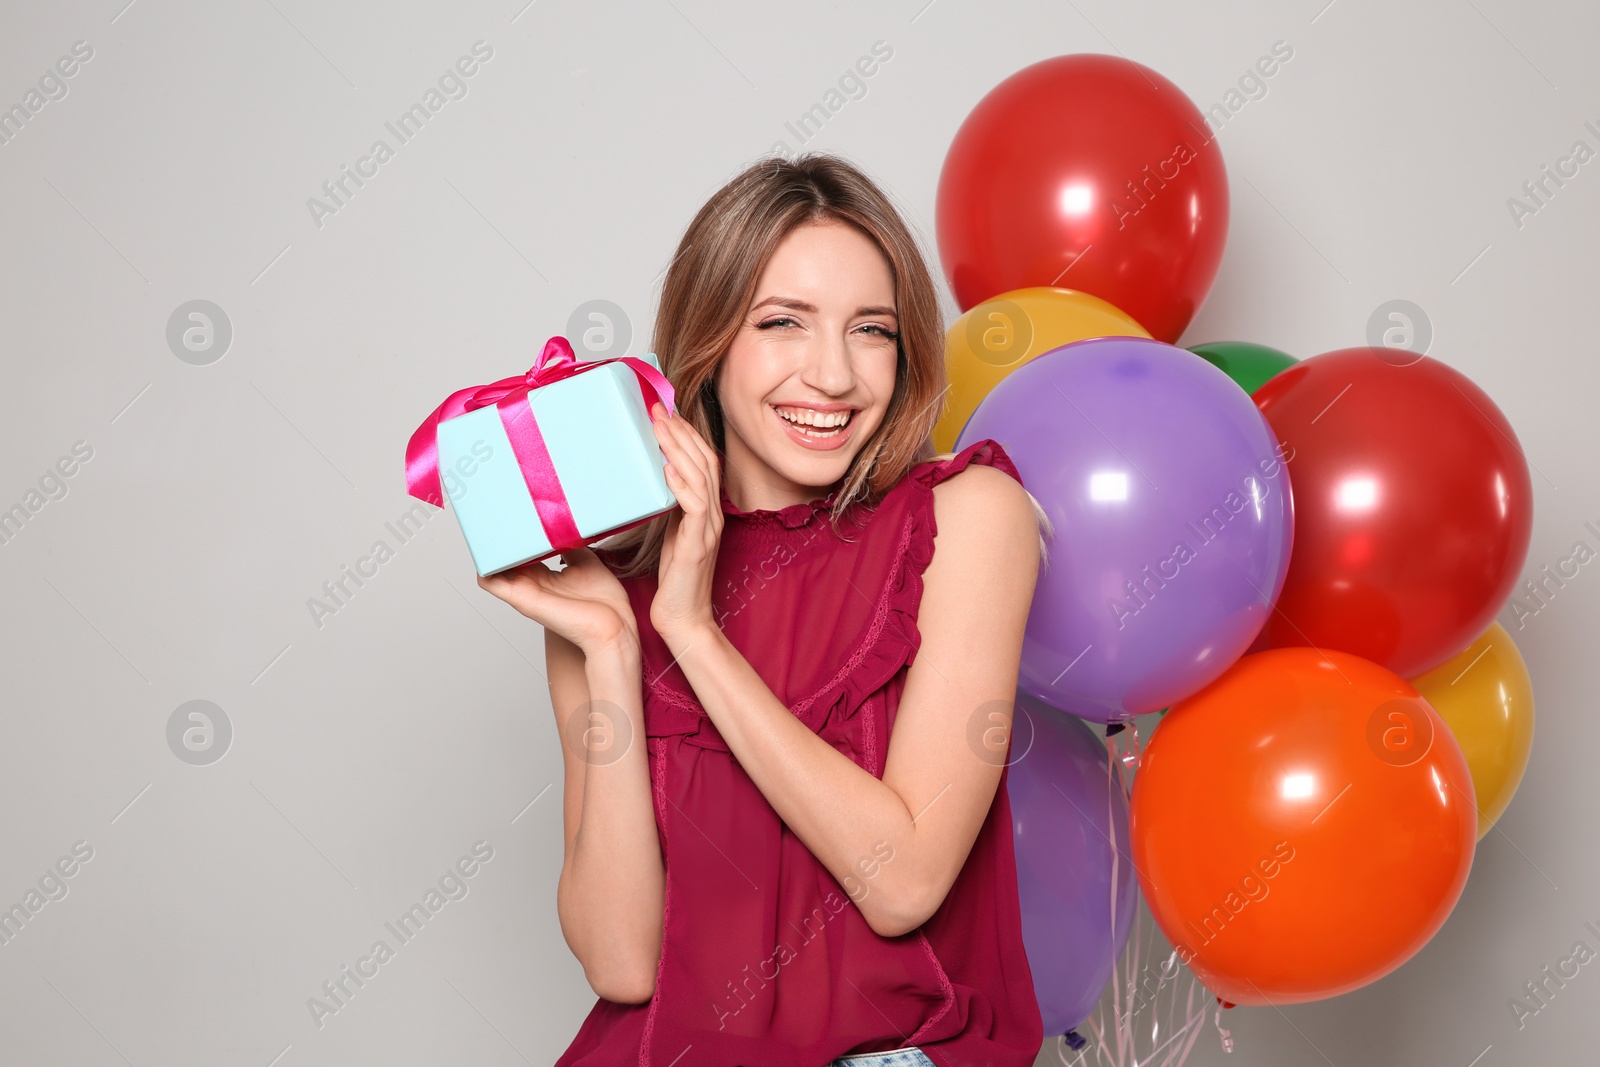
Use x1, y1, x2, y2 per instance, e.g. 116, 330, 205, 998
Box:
785, 438, 1024, 770
909, 437, 1022, 492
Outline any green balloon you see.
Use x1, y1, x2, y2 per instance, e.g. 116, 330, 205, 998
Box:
1188, 340, 1298, 397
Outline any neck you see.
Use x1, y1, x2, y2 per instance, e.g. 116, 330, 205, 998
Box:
719, 440, 840, 512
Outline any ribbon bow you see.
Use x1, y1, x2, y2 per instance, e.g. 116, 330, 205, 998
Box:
405, 336, 676, 552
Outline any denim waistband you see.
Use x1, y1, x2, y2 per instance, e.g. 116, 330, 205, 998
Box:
829, 1048, 936, 1067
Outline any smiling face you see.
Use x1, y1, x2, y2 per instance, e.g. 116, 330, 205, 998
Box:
713, 219, 901, 511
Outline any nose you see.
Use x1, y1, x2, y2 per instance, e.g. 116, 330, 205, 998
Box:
800, 327, 855, 397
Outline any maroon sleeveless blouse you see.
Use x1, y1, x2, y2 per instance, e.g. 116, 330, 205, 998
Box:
560, 438, 1043, 1066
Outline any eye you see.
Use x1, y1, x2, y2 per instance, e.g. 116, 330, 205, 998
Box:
859, 323, 899, 340
757, 316, 797, 330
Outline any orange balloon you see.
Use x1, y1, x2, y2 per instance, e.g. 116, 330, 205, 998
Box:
1131, 648, 1476, 1006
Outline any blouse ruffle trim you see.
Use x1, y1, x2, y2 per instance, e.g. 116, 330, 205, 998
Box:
717, 480, 840, 529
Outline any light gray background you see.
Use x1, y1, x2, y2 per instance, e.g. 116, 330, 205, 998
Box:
1, 0, 1596, 1064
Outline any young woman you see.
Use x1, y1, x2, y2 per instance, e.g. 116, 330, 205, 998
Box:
480, 154, 1051, 1066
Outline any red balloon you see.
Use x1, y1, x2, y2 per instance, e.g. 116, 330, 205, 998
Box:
1131, 648, 1477, 1006
1251, 348, 1534, 678
935, 54, 1229, 343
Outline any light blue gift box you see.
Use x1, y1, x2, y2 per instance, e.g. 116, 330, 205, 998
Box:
434, 353, 677, 576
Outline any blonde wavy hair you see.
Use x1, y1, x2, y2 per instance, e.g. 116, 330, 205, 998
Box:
600, 152, 1051, 579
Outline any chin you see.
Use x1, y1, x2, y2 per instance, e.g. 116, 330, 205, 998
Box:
768, 422, 874, 483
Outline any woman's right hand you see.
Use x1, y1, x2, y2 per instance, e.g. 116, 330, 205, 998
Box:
477, 547, 637, 655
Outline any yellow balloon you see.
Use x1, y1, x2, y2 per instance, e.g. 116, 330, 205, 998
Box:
1409, 621, 1535, 840
934, 287, 1151, 453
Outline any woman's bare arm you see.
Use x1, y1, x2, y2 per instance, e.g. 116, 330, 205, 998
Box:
546, 628, 665, 1002
660, 464, 1040, 937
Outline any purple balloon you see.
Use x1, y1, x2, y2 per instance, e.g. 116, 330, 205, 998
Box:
959, 336, 1293, 722
1009, 695, 1135, 1035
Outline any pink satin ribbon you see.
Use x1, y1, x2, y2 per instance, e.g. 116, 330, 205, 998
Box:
405, 336, 676, 552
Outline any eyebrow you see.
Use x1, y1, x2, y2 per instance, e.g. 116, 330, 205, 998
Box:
751, 296, 898, 318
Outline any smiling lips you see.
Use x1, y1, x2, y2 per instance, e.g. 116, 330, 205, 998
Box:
771, 403, 858, 450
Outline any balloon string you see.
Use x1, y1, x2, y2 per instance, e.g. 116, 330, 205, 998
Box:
1151, 978, 1209, 1066
1105, 731, 1121, 1038
1213, 1002, 1235, 1054
1086, 718, 1226, 1067
1101, 725, 1126, 1066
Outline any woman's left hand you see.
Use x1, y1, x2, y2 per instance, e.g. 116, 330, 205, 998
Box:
649, 401, 723, 647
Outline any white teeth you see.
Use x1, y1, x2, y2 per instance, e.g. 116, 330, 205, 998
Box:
775, 406, 852, 429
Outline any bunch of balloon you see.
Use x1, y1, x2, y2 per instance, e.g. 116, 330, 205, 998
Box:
1128, 349, 1535, 1009
931, 42, 1540, 1055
